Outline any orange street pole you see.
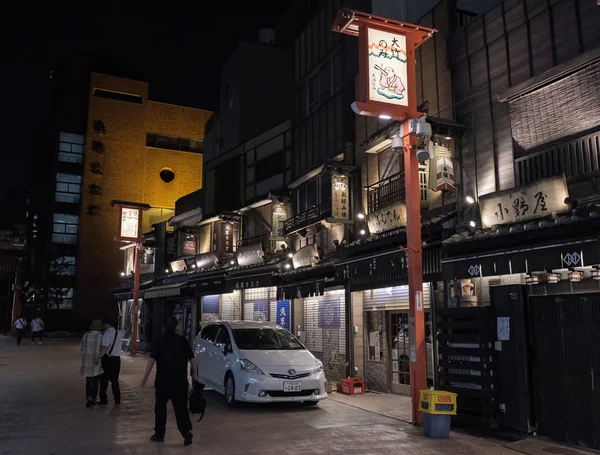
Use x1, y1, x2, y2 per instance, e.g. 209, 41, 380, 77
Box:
131, 242, 141, 356
10, 259, 22, 332
403, 122, 427, 425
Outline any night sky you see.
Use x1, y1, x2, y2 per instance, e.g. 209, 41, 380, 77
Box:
1, 0, 293, 195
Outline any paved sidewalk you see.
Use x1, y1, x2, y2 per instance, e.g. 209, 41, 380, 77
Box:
0, 335, 581, 455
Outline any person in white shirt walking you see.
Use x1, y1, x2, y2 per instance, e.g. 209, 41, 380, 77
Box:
98, 319, 123, 405
31, 315, 44, 345
14, 317, 27, 346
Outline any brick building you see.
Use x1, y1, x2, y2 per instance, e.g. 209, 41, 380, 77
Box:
35, 68, 211, 330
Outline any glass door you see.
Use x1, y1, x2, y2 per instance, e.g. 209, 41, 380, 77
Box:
390, 312, 411, 394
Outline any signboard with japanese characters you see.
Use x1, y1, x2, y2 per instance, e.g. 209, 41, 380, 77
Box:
119, 207, 140, 241
292, 244, 319, 269
236, 244, 264, 267
183, 239, 196, 256
367, 28, 408, 107
227, 274, 272, 292
276, 300, 291, 331
480, 175, 569, 228
272, 203, 287, 238
331, 173, 349, 219
221, 222, 233, 254
367, 202, 407, 234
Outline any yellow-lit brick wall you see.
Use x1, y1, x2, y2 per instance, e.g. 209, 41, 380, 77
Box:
142, 148, 203, 208
146, 101, 212, 139
76, 73, 210, 323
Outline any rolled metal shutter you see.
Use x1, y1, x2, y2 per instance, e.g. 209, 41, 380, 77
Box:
362, 284, 430, 311
304, 290, 346, 380
243, 287, 276, 321
221, 292, 241, 321
201, 295, 220, 324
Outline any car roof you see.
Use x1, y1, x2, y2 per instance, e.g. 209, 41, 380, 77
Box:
209, 320, 281, 330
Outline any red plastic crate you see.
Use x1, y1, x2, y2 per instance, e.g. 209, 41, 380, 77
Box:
340, 378, 365, 395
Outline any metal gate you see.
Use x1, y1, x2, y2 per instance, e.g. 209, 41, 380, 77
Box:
304, 291, 346, 380
529, 293, 600, 449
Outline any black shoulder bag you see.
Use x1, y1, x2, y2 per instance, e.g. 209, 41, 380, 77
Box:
103, 329, 119, 360
189, 381, 207, 422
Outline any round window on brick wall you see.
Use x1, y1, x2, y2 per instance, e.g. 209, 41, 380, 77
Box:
160, 168, 175, 183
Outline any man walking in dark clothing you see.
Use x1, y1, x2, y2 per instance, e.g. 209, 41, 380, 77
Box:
141, 317, 197, 446
98, 320, 123, 405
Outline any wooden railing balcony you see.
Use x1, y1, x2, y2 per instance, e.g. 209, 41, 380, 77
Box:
367, 172, 406, 213
283, 201, 331, 235
515, 131, 600, 186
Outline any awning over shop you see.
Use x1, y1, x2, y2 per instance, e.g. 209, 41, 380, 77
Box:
225, 272, 274, 293
144, 283, 184, 299
277, 279, 325, 300
188, 275, 226, 296
442, 237, 600, 279
112, 280, 154, 301
335, 245, 443, 292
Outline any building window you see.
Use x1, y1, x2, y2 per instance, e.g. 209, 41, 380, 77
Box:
160, 168, 176, 183
47, 288, 74, 310
93, 88, 142, 104
295, 175, 331, 215
301, 54, 341, 118
55, 173, 82, 203
52, 213, 79, 244
58, 132, 84, 164
146, 133, 203, 154
50, 256, 76, 276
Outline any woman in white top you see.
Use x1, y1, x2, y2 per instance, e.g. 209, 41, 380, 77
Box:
31, 315, 44, 345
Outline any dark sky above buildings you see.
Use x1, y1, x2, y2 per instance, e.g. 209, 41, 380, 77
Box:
0, 0, 293, 195
1, 0, 503, 196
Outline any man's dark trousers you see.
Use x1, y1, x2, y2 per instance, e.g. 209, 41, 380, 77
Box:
154, 383, 192, 438
99, 356, 121, 403
16, 329, 24, 346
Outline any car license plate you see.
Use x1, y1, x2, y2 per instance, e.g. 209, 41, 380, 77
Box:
283, 381, 302, 392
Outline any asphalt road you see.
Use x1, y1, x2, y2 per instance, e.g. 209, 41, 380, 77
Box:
0, 336, 517, 455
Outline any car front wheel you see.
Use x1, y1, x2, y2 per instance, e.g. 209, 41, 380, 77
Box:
225, 373, 237, 407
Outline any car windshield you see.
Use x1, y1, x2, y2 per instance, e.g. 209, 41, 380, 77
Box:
232, 328, 305, 350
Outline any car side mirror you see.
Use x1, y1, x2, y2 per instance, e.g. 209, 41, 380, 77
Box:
223, 342, 232, 355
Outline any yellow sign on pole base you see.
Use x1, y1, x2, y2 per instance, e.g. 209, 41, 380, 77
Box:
419, 390, 457, 415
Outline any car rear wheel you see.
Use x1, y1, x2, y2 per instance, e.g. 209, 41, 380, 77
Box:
225, 373, 237, 407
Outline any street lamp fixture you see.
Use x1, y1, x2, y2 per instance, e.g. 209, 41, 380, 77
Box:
360, 229, 366, 235
285, 263, 291, 269
357, 213, 365, 219
120, 272, 125, 277
288, 253, 293, 258
165, 269, 170, 274
465, 196, 475, 204
469, 220, 476, 228
230, 260, 235, 265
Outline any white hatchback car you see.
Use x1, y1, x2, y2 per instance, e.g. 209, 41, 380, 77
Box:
193, 321, 328, 406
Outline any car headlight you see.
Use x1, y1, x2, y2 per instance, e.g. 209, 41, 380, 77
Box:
239, 359, 265, 375
312, 361, 323, 374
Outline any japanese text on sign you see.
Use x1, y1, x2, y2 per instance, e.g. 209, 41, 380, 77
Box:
332, 173, 349, 219
367, 202, 407, 234
120, 207, 139, 239
479, 175, 570, 228
367, 28, 408, 107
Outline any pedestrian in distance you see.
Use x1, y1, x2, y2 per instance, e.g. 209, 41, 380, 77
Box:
98, 319, 123, 405
141, 316, 197, 446
80, 319, 104, 408
14, 317, 27, 346
30, 314, 44, 345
